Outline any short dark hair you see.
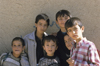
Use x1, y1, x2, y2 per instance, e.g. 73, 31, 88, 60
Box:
56, 10, 71, 21
65, 17, 83, 32
42, 35, 58, 46
35, 13, 50, 26
11, 37, 25, 47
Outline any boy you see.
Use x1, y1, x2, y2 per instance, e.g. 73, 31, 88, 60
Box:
65, 17, 100, 66
0, 37, 29, 66
56, 9, 72, 66
38, 35, 60, 66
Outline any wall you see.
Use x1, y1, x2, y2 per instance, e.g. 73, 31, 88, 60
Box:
0, 0, 100, 54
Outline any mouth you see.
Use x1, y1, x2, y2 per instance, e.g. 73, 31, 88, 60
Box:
73, 35, 78, 37
15, 50, 19, 51
48, 50, 52, 52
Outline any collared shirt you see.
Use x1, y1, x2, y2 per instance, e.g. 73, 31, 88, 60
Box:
70, 38, 100, 66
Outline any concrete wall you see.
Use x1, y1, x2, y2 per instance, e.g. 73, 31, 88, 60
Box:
0, 0, 100, 54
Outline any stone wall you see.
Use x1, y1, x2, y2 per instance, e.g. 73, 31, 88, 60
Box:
0, 0, 100, 54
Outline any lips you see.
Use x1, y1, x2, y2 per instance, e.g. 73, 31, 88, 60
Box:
15, 50, 19, 51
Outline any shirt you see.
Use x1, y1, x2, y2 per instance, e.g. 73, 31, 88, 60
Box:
70, 38, 100, 66
38, 55, 60, 66
35, 31, 44, 63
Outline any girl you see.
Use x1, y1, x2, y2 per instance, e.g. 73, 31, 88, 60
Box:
23, 13, 50, 66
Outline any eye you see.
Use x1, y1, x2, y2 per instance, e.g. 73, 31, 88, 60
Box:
13, 45, 16, 47
52, 45, 55, 46
39, 23, 42, 26
46, 44, 49, 46
18, 45, 21, 47
68, 29, 72, 32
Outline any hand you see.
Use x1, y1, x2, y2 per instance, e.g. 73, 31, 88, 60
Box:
66, 58, 74, 66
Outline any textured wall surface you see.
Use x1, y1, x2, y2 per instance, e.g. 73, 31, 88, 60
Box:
0, 0, 100, 54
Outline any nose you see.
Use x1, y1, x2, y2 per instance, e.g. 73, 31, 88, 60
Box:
73, 30, 75, 34
41, 25, 45, 29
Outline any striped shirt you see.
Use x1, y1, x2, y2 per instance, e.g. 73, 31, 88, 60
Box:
70, 38, 100, 66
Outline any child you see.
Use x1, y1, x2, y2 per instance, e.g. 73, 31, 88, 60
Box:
38, 35, 60, 66
64, 34, 73, 50
23, 13, 50, 66
65, 17, 100, 66
0, 37, 29, 66
56, 9, 72, 66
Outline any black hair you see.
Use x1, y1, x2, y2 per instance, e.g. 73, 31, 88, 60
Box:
42, 35, 58, 46
56, 9, 71, 21
11, 37, 25, 47
65, 17, 83, 32
35, 13, 50, 26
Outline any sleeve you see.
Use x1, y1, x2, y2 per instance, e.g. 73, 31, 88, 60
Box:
20, 53, 30, 66
74, 43, 100, 66
0, 53, 7, 66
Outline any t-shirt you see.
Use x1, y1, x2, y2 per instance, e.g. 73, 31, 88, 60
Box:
38, 55, 60, 66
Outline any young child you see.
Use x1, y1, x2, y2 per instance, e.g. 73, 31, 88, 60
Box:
23, 13, 50, 66
0, 37, 29, 66
38, 35, 60, 66
65, 17, 100, 66
56, 9, 72, 66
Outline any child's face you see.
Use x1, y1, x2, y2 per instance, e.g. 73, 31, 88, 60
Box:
56, 15, 70, 28
35, 19, 48, 34
12, 40, 24, 57
64, 35, 73, 50
67, 25, 84, 41
43, 40, 58, 56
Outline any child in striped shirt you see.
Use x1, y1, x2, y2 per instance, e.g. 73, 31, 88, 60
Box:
65, 17, 100, 66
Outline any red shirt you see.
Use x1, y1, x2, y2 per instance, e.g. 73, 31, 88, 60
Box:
70, 38, 100, 66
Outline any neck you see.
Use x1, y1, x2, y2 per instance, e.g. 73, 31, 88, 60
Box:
12, 53, 20, 58
60, 28, 66, 32
36, 31, 43, 40
76, 36, 83, 43
47, 54, 54, 57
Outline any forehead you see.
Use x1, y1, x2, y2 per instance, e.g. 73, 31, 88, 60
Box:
37, 19, 47, 24
64, 35, 70, 40
13, 40, 22, 44
67, 25, 80, 29
44, 40, 56, 44
58, 15, 69, 18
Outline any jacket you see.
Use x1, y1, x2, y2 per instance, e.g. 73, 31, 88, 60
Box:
23, 31, 48, 66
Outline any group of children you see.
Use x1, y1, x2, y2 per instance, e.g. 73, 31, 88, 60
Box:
0, 9, 100, 66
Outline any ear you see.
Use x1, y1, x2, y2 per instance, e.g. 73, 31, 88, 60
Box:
22, 46, 25, 50
35, 23, 37, 28
56, 20, 58, 24
81, 26, 84, 33
43, 46, 45, 50
56, 46, 58, 50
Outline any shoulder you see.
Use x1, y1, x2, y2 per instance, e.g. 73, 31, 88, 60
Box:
82, 39, 97, 50
39, 57, 46, 62
54, 56, 60, 63
0, 53, 8, 58
24, 31, 35, 39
